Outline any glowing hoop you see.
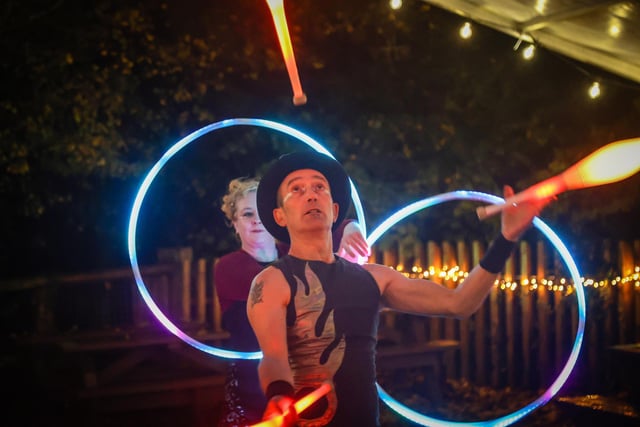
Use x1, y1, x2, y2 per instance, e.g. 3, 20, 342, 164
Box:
127, 118, 366, 360
367, 191, 586, 427
129, 120, 585, 425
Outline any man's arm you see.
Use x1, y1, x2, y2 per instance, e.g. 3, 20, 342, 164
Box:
367, 185, 549, 319
365, 262, 498, 318
247, 267, 294, 390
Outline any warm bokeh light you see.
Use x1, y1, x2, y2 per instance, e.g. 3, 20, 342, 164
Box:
390, 0, 402, 10
608, 24, 621, 37
522, 44, 535, 60
459, 22, 472, 39
608, 16, 621, 37
265, 0, 307, 105
588, 81, 601, 99
399, 264, 640, 294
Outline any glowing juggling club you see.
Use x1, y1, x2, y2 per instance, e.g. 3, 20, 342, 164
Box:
266, 0, 307, 106
249, 382, 332, 427
477, 137, 640, 220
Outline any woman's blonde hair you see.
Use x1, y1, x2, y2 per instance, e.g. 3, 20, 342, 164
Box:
221, 177, 259, 224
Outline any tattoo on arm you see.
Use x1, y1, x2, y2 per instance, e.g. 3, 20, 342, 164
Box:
250, 280, 264, 308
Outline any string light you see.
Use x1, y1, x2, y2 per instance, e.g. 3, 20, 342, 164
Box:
522, 44, 535, 60
588, 81, 601, 99
391, 264, 640, 295
608, 24, 621, 37
534, 0, 547, 14
448, 10, 640, 104
459, 22, 472, 39
389, 0, 402, 11
608, 16, 621, 38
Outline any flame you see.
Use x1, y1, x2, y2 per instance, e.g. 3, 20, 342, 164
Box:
250, 382, 332, 427
532, 178, 565, 199
293, 382, 332, 413
265, 0, 307, 105
476, 137, 640, 220
563, 137, 640, 189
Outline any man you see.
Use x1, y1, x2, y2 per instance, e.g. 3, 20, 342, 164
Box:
248, 151, 547, 426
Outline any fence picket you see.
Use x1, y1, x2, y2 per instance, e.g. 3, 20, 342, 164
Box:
211, 258, 223, 334
505, 254, 516, 387
3, 237, 638, 397
427, 241, 443, 341
442, 241, 458, 378
457, 240, 471, 380
519, 241, 533, 388
472, 240, 488, 385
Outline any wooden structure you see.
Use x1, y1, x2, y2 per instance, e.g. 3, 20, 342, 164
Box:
3, 238, 639, 422
370, 238, 640, 393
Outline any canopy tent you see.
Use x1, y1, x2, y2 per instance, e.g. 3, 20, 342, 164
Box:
421, 0, 640, 85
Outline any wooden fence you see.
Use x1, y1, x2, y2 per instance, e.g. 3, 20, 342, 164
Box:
370, 238, 640, 394
3, 251, 226, 339
3, 239, 639, 395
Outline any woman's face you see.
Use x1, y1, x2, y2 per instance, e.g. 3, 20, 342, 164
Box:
233, 191, 275, 247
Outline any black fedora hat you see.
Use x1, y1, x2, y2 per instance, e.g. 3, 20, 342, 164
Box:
256, 151, 351, 243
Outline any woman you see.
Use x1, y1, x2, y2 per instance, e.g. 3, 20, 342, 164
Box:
214, 177, 368, 426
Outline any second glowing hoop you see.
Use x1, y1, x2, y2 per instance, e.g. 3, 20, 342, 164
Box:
368, 191, 586, 427
127, 118, 365, 360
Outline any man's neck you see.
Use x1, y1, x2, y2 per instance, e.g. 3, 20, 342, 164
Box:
287, 231, 335, 263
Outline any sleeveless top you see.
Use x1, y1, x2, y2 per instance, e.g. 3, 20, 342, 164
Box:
214, 244, 287, 425
271, 255, 381, 427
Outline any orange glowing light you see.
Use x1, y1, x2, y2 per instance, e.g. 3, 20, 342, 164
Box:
266, 0, 307, 106
477, 137, 640, 219
562, 138, 640, 188
533, 180, 563, 199
250, 382, 332, 427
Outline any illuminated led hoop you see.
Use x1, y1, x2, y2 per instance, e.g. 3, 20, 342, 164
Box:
368, 190, 586, 427
128, 118, 366, 360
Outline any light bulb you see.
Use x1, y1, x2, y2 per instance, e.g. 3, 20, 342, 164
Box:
589, 81, 601, 99
459, 22, 472, 39
522, 44, 535, 60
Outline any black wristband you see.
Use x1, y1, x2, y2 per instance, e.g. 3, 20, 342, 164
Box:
266, 380, 295, 400
479, 234, 516, 274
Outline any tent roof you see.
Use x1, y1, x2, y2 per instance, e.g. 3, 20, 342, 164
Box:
421, 0, 640, 84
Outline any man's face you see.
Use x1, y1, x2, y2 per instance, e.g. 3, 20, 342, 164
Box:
274, 169, 339, 234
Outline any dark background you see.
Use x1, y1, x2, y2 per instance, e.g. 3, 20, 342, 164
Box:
1, 0, 639, 281
2, 1, 640, 426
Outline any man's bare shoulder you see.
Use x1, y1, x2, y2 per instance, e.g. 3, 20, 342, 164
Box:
249, 266, 290, 308
253, 265, 285, 283
362, 263, 395, 275
361, 262, 399, 294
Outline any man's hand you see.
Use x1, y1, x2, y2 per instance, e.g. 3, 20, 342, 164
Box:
501, 185, 552, 241
263, 395, 297, 427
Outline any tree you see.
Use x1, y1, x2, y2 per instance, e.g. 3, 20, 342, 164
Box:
1, 0, 638, 278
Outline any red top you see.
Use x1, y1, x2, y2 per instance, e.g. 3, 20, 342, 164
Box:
214, 243, 288, 312
214, 219, 353, 312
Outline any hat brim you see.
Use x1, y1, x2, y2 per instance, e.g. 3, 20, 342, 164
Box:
257, 151, 351, 244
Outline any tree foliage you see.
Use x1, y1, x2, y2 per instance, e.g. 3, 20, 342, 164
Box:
1, 0, 639, 278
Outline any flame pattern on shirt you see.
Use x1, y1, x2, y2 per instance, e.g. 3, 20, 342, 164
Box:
287, 262, 344, 426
